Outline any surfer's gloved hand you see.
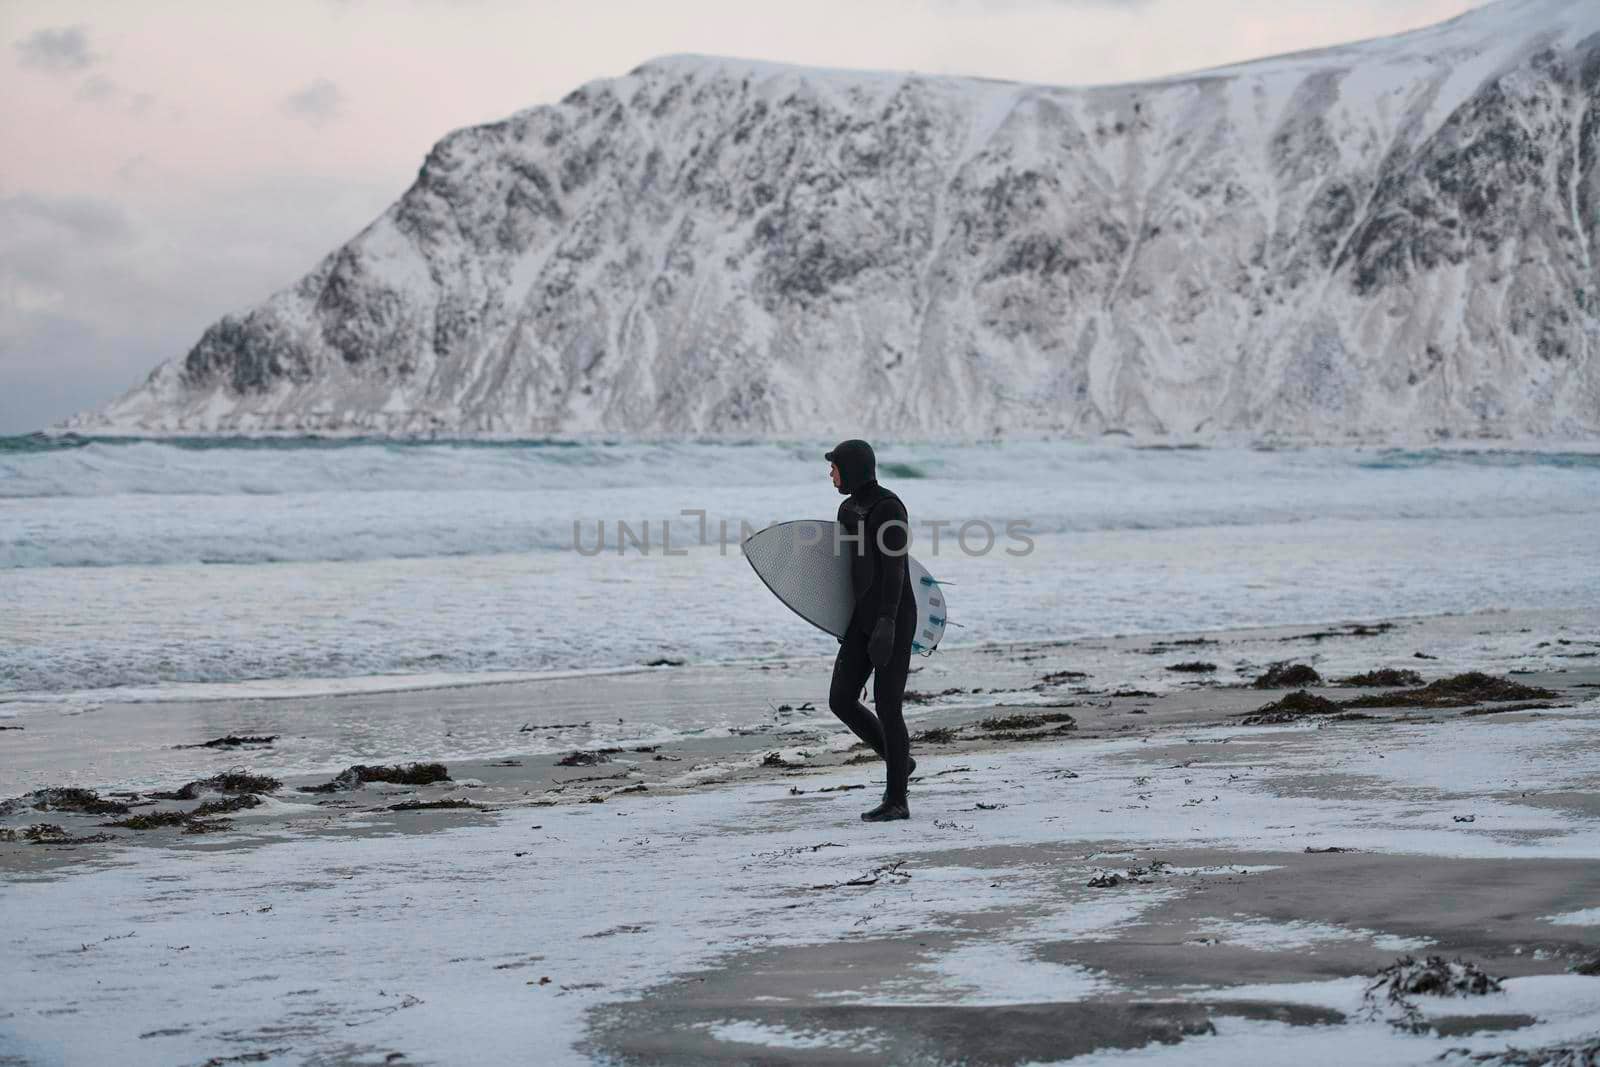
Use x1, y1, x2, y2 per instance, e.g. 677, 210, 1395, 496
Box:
868, 617, 895, 668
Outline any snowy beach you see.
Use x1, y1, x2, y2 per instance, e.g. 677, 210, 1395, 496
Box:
4, 608, 1600, 1065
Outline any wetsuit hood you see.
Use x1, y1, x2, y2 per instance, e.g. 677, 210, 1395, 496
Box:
826, 439, 877, 495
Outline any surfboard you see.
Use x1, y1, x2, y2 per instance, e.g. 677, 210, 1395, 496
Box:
741, 519, 948, 655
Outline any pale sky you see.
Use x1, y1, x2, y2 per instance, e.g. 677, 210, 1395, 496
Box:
0, 0, 1487, 434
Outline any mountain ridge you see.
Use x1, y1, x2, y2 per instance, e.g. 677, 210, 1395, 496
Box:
69, 0, 1600, 440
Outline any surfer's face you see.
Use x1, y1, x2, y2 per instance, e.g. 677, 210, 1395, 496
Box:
829, 462, 841, 490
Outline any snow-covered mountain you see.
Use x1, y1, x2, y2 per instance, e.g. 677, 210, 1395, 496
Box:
72, 0, 1600, 439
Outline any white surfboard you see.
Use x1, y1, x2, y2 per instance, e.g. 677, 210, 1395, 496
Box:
741, 519, 948, 655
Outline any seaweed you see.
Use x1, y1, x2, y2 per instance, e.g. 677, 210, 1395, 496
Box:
18, 823, 114, 845
297, 763, 450, 793
1253, 662, 1323, 688
174, 771, 282, 798
1284, 622, 1394, 641
388, 798, 480, 811
1166, 661, 1217, 673
1037, 670, 1089, 685
16, 787, 131, 816
555, 750, 620, 767
1337, 669, 1424, 688
1086, 862, 1173, 887
192, 794, 263, 817
1450, 1037, 1600, 1065
181, 819, 234, 835
1362, 955, 1502, 1031
1143, 638, 1218, 654
902, 687, 966, 704
1341, 672, 1558, 709
104, 810, 194, 830
178, 734, 278, 749
911, 726, 959, 744
977, 711, 1077, 731
1241, 690, 1341, 725
1460, 702, 1556, 716
986, 723, 1080, 742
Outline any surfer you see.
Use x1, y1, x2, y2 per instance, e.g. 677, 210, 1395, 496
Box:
825, 439, 917, 822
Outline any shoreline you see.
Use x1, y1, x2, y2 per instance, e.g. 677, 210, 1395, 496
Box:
1, 602, 1591, 712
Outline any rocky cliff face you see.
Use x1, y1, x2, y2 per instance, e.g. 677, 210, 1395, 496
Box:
74, 0, 1600, 439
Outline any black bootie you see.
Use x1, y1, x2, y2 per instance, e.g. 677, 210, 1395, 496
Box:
861, 798, 910, 822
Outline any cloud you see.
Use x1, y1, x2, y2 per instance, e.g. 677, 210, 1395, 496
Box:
282, 78, 343, 126
0, 193, 135, 246
0, 176, 396, 433
14, 25, 94, 72
74, 73, 117, 103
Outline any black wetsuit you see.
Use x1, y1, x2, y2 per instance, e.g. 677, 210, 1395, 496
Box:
825, 440, 916, 812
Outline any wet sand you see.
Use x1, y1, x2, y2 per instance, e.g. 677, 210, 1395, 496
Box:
3, 608, 1600, 1065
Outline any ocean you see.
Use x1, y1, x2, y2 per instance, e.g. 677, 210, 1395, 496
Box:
3, 435, 1599, 707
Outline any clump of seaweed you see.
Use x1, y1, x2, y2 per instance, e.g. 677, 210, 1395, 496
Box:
1143, 638, 1218, 655
18, 823, 114, 845
178, 734, 278, 749
1087, 862, 1172, 888
181, 819, 234, 835
1369, 955, 1502, 998
1037, 670, 1089, 686
1241, 690, 1341, 725
1166, 662, 1217, 673
104, 810, 193, 831
1337, 669, 1424, 688
176, 771, 282, 798
388, 798, 480, 811
1460, 702, 1557, 717
1361, 955, 1502, 1031
556, 750, 621, 767
1284, 623, 1394, 642
297, 763, 450, 793
911, 726, 959, 745
977, 711, 1077, 732
902, 687, 967, 705
191, 794, 263, 817
985, 723, 1079, 742
1449, 1037, 1600, 1066
1253, 663, 1323, 689
17, 787, 132, 817
1342, 672, 1557, 710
